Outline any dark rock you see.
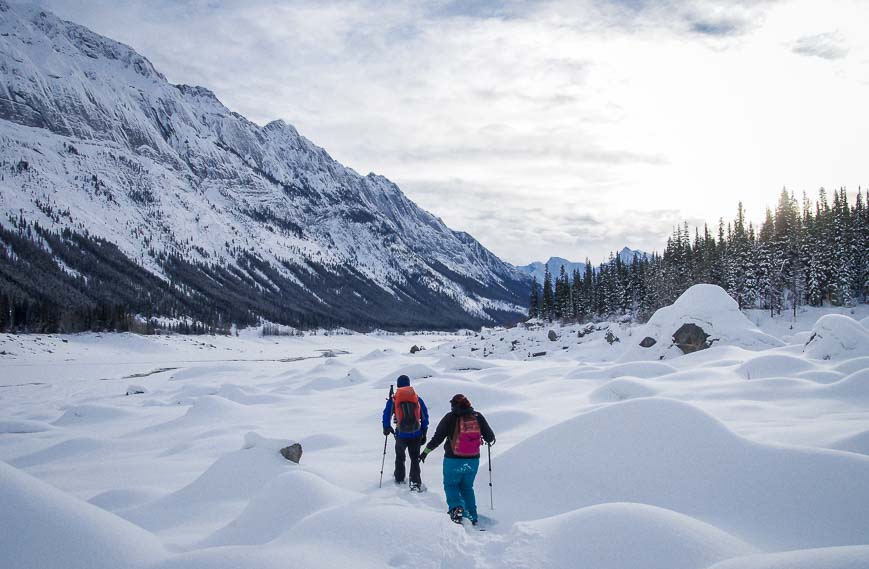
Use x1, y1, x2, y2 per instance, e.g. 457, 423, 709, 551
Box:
280, 443, 303, 463
672, 323, 711, 354
410, 345, 425, 354
639, 336, 657, 348
577, 324, 596, 338
531, 351, 547, 358
605, 331, 620, 345
548, 330, 558, 341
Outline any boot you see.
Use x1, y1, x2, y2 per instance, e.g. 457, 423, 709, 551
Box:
449, 506, 464, 524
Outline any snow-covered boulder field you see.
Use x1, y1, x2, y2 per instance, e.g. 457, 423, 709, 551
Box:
1, 297, 868, 569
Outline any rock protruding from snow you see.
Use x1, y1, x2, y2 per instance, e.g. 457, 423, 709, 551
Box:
621, 285, 784, 361
673, 323, 711, 353
280, 443, 303, 463
803, 314, 869, 361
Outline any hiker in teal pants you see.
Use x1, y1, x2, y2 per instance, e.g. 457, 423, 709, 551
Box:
443, 458, 480, 521
421, 394, 495, 525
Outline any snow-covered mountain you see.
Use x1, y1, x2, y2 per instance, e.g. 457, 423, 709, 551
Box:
0, 2, 530, 330
516, 257, 588, 283
517, 247, 648, 283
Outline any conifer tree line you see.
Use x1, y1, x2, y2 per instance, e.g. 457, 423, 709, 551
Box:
528, 188, 869, 322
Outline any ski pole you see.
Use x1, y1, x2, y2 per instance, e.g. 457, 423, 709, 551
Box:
488, 441, 494, 510
379, 385, 394, 488
379, 431, 389, 488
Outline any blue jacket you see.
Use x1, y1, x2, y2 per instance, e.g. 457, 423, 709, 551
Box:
383, 396, 429, 439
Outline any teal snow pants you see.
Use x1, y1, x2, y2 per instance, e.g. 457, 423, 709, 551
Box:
443, 457, 480, 521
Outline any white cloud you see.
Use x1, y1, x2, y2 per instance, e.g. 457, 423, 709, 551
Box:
27, 0, 869, 264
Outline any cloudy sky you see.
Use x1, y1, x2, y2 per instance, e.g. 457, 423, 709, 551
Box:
30, 0, 869, 265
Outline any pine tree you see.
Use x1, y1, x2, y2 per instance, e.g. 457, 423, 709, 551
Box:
541, 263, 554, 321
528, 275, 540, 319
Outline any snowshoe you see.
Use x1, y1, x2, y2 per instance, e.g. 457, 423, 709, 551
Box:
409, 482, 425, 492
449, 507, 464, 524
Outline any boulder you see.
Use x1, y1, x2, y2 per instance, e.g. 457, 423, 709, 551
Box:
639, 337, 657, 348
672, 323, 710, 354
410, 345, 425, 354
548, 330, 558, 341
605, 331, 620, 345
280, 443, 303, 463
125, 385, 147, 396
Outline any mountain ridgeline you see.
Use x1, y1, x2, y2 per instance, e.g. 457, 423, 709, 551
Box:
0, 2, 529, 333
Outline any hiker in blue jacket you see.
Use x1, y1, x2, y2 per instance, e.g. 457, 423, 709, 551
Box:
421, 393, 495, 525
382, 375, 429, 490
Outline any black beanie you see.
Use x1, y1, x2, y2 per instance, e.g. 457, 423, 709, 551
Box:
397, 375, 411, 388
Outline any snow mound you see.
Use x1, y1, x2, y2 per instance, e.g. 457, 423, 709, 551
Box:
53, 404, 135, 426
170, 365, 241, 381
358, 348, 397, 361
600, 361, 678, 379
707, 545, 869, 569
436, 355, 499, 371
376, 364, 438, 387
412, 377, 524, 409
513, 502, 754, 569
11, 437, 113, 468
202, 469, 360, 546
0, 419, 53, 433
825, 369, 869, 399
150, 395, 253, 431
803, 314, 869, 360
736, 354, 817, 379
621, 285, 784, 361
0, 461, 166, 569
795, 370, 845, 384
216, 384, 284, 405
588, 378, 659, 402
494, 397, 869, 549
122, 432, 297, 533
834, 357, 869, 375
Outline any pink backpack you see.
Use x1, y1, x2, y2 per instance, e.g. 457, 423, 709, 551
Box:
451, 414, 482, 457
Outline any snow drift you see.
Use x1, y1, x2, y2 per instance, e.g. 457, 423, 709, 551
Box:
621, 285, 784, 361
803, 314, 869, 360
0, 461, 166, 569
493, 397, 869, 549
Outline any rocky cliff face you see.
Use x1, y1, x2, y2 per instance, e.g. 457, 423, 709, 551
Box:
0, 2, 528, 330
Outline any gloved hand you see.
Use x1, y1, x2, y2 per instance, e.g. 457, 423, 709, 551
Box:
383, 426, 394, 436
420, 448, 429, 463
488, 437, 496, 446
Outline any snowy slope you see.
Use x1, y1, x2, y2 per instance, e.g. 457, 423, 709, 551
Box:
0, 1, 528, 329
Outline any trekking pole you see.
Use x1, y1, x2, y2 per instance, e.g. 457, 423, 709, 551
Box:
379, 385, 394, 488
487, 442, 494, 510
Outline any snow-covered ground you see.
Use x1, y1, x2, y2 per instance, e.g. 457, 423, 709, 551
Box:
2, 286, 869, 569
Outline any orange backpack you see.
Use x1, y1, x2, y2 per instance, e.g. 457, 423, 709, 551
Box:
393, 387, 421, 434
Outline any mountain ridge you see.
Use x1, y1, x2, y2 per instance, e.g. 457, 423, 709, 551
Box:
0, 1, 529, 332
516, 247, 648, 283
